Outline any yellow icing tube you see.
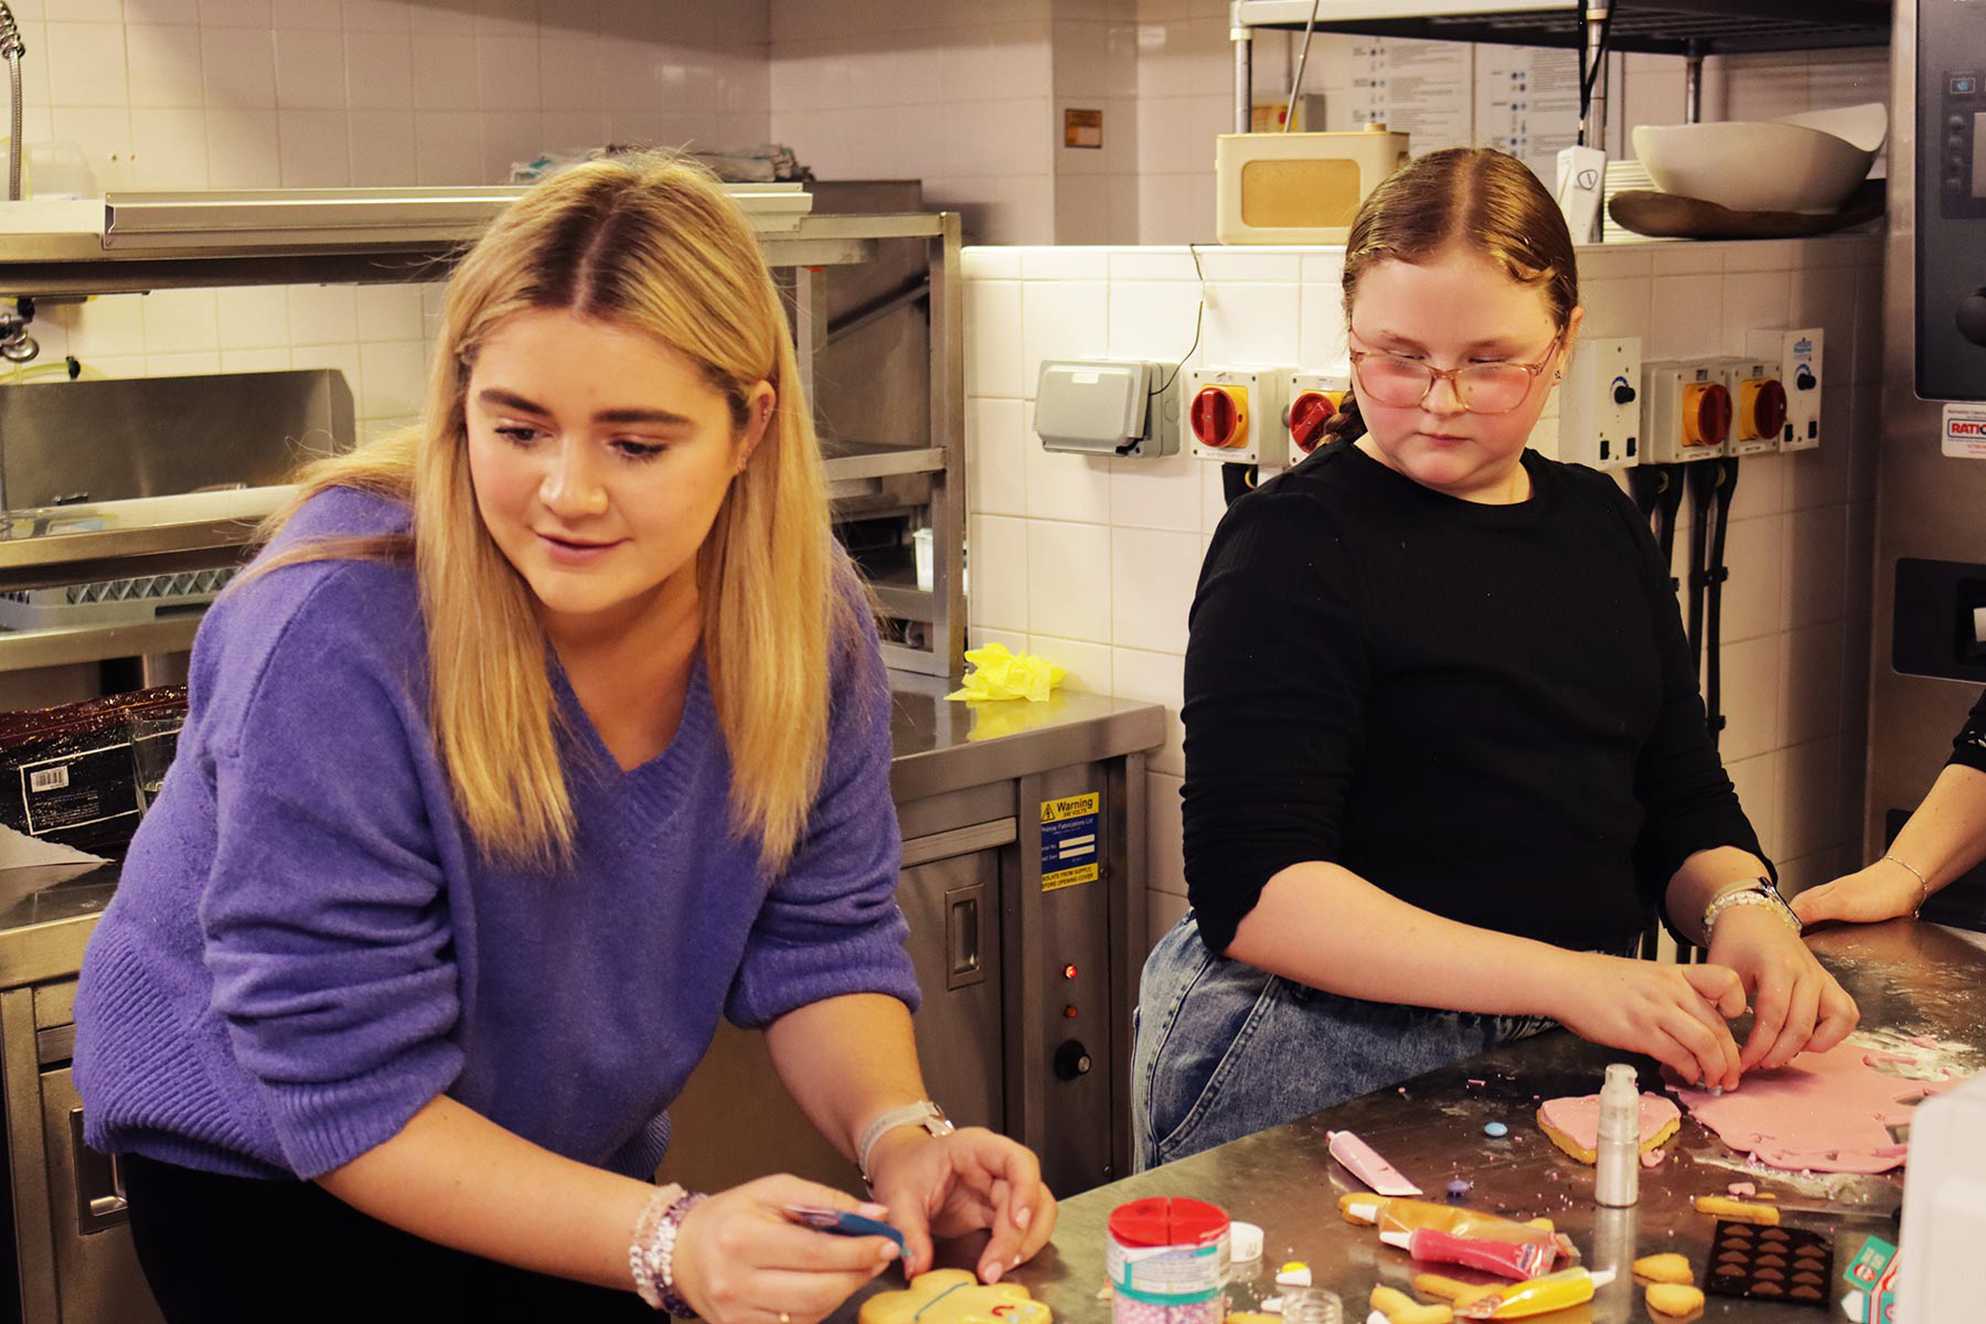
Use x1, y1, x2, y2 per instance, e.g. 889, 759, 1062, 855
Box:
1693, 1195, 1781, 1225
1455, 1267, 1615, 1319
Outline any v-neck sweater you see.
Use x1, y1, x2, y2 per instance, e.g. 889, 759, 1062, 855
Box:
73, 487, 918, 1181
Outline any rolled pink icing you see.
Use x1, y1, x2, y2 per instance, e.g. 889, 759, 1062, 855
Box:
1670, 1038, 1970, 1174
1538, 1092, 1681, 1153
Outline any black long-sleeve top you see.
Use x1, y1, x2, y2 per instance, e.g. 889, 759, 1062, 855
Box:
1951, 691, 1986, 773
1181, 442, 1770, 956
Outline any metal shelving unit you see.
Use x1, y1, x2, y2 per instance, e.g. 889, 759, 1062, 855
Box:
1227, 1, 1892, 210
1229, 0, 1891, 55
0, 194, 967, 677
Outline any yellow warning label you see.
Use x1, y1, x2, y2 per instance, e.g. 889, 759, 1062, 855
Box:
1041, 792, 1100, 824
1041, 791, 1101, 892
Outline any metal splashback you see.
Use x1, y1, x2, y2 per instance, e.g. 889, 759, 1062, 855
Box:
0, 368, 353, 511
1868, 0, 1986, 927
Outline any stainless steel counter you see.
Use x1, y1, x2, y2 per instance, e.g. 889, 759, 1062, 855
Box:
832, 920, 1985, 1322
887, 671, 1167, 803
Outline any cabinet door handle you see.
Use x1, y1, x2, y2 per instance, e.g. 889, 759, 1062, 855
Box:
69, 1107, 129, 1230
945, 883, 985, 990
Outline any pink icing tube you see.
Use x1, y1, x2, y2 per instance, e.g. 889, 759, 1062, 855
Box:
1378, 1227, 1557, 1280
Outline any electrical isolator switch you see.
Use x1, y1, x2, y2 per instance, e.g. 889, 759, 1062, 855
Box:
1189, 385, 1247, 449
1283, 370, 1351, 465
1719, 357, 1782, 457
1684, 380, 1733, 450
1185, 368, 1287, 464
1560, 336, 1643, 472
1287, 390, 1339, 452
1641, 359, 1732, 464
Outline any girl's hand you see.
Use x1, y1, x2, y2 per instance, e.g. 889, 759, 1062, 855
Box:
1548, 952, 1748, 1089
1706, 904, 1860, 1071
672, 1175, 900, 1324
1791, 860, 1925, 927
864, 1126, 1056, 1285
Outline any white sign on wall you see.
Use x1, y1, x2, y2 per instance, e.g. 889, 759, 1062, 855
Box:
1942, 403, 1986, 459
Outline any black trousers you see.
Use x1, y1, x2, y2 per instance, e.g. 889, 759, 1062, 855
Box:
121, 1152, 660, 1323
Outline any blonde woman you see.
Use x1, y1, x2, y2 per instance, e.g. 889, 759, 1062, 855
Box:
73, 155, 1053, 1323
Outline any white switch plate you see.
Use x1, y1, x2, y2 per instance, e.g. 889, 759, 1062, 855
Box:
1559, 336, 1642, 471
1746, 327, 1823, 453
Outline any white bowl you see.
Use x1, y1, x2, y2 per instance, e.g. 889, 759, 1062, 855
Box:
1632, 102, 1887, 215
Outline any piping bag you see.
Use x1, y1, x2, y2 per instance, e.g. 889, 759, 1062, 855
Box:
1340, 1194, 1580, 1263
1378, 1228, 1558, 1281
1454, 1267, 1615, 1319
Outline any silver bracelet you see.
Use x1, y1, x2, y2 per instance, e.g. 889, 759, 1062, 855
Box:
1883, 854, 1932, 915
1703, 880, 1801, 937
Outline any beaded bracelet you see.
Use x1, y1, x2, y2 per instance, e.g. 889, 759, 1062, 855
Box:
644, 1189, 708, 1317
629, 1183, 684, 1310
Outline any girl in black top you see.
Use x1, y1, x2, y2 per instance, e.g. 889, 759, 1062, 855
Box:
1132, 148, 1859, 1170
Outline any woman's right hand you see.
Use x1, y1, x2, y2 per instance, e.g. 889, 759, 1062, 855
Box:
1548, 953, 1748, 1090
672, 1174, 902, 1324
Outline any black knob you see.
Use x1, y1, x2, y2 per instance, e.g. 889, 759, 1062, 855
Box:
1612, 380, 1637, 406
1959, 289, 1986, 348
1053, 1039, 1093, 1081
1795, 364, 1817, 390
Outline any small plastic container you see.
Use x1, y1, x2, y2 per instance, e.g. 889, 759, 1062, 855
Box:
1107, 1197, 1229, 1324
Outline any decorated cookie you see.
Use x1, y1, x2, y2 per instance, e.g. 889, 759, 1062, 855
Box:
1535, 1092, 1681, 1165
859, 1269, 1052, 1324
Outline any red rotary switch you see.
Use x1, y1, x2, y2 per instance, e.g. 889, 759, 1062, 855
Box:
1287, 389, 1342, 454
1189, 385, 1248, 449
1749, 378, 1787, 441
1683, 381, 1732, 449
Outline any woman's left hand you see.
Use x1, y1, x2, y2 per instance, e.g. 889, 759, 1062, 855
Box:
1704, 904, 1860, 1073
864, 1125, 1057, 1284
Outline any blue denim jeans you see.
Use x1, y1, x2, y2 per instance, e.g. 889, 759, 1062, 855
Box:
1132, 911, 1559, 1171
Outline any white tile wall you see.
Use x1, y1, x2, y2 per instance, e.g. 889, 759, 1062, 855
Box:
13, 1, 768, 429
962, 234, 1883, 950
767, 1, 1138, 243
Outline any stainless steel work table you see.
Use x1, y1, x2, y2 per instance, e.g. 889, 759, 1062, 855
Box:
832, 920, 1984, 1323
0, 672, 1167, 995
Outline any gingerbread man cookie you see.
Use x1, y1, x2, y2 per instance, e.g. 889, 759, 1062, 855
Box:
858, 1269, 1052, 1324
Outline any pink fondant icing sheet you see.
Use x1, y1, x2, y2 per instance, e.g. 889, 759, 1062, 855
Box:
1669, 1037, 1971, 1174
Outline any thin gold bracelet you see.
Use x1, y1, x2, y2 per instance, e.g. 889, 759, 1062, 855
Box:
1882, 854, 1932, 916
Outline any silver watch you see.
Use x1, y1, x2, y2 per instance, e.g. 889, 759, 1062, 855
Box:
857, 1101, 954, 1184
1702, 877, 1802, 937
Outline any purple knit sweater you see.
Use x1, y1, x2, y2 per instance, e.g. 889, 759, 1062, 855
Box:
73, 488, 919, 1181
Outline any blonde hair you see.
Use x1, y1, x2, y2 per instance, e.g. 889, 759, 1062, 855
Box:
250, 153, 854, 874
1323, 148, 1579, 446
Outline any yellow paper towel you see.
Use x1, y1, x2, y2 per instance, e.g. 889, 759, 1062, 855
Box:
944, 643, 1067, 703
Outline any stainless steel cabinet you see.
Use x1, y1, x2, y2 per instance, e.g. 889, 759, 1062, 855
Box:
2, 981, 161, 1324
659, 827, 1014, 1196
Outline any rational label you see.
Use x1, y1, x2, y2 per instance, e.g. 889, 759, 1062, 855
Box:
1943, 402, 1986, 459
1040, 791, 1100, 891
